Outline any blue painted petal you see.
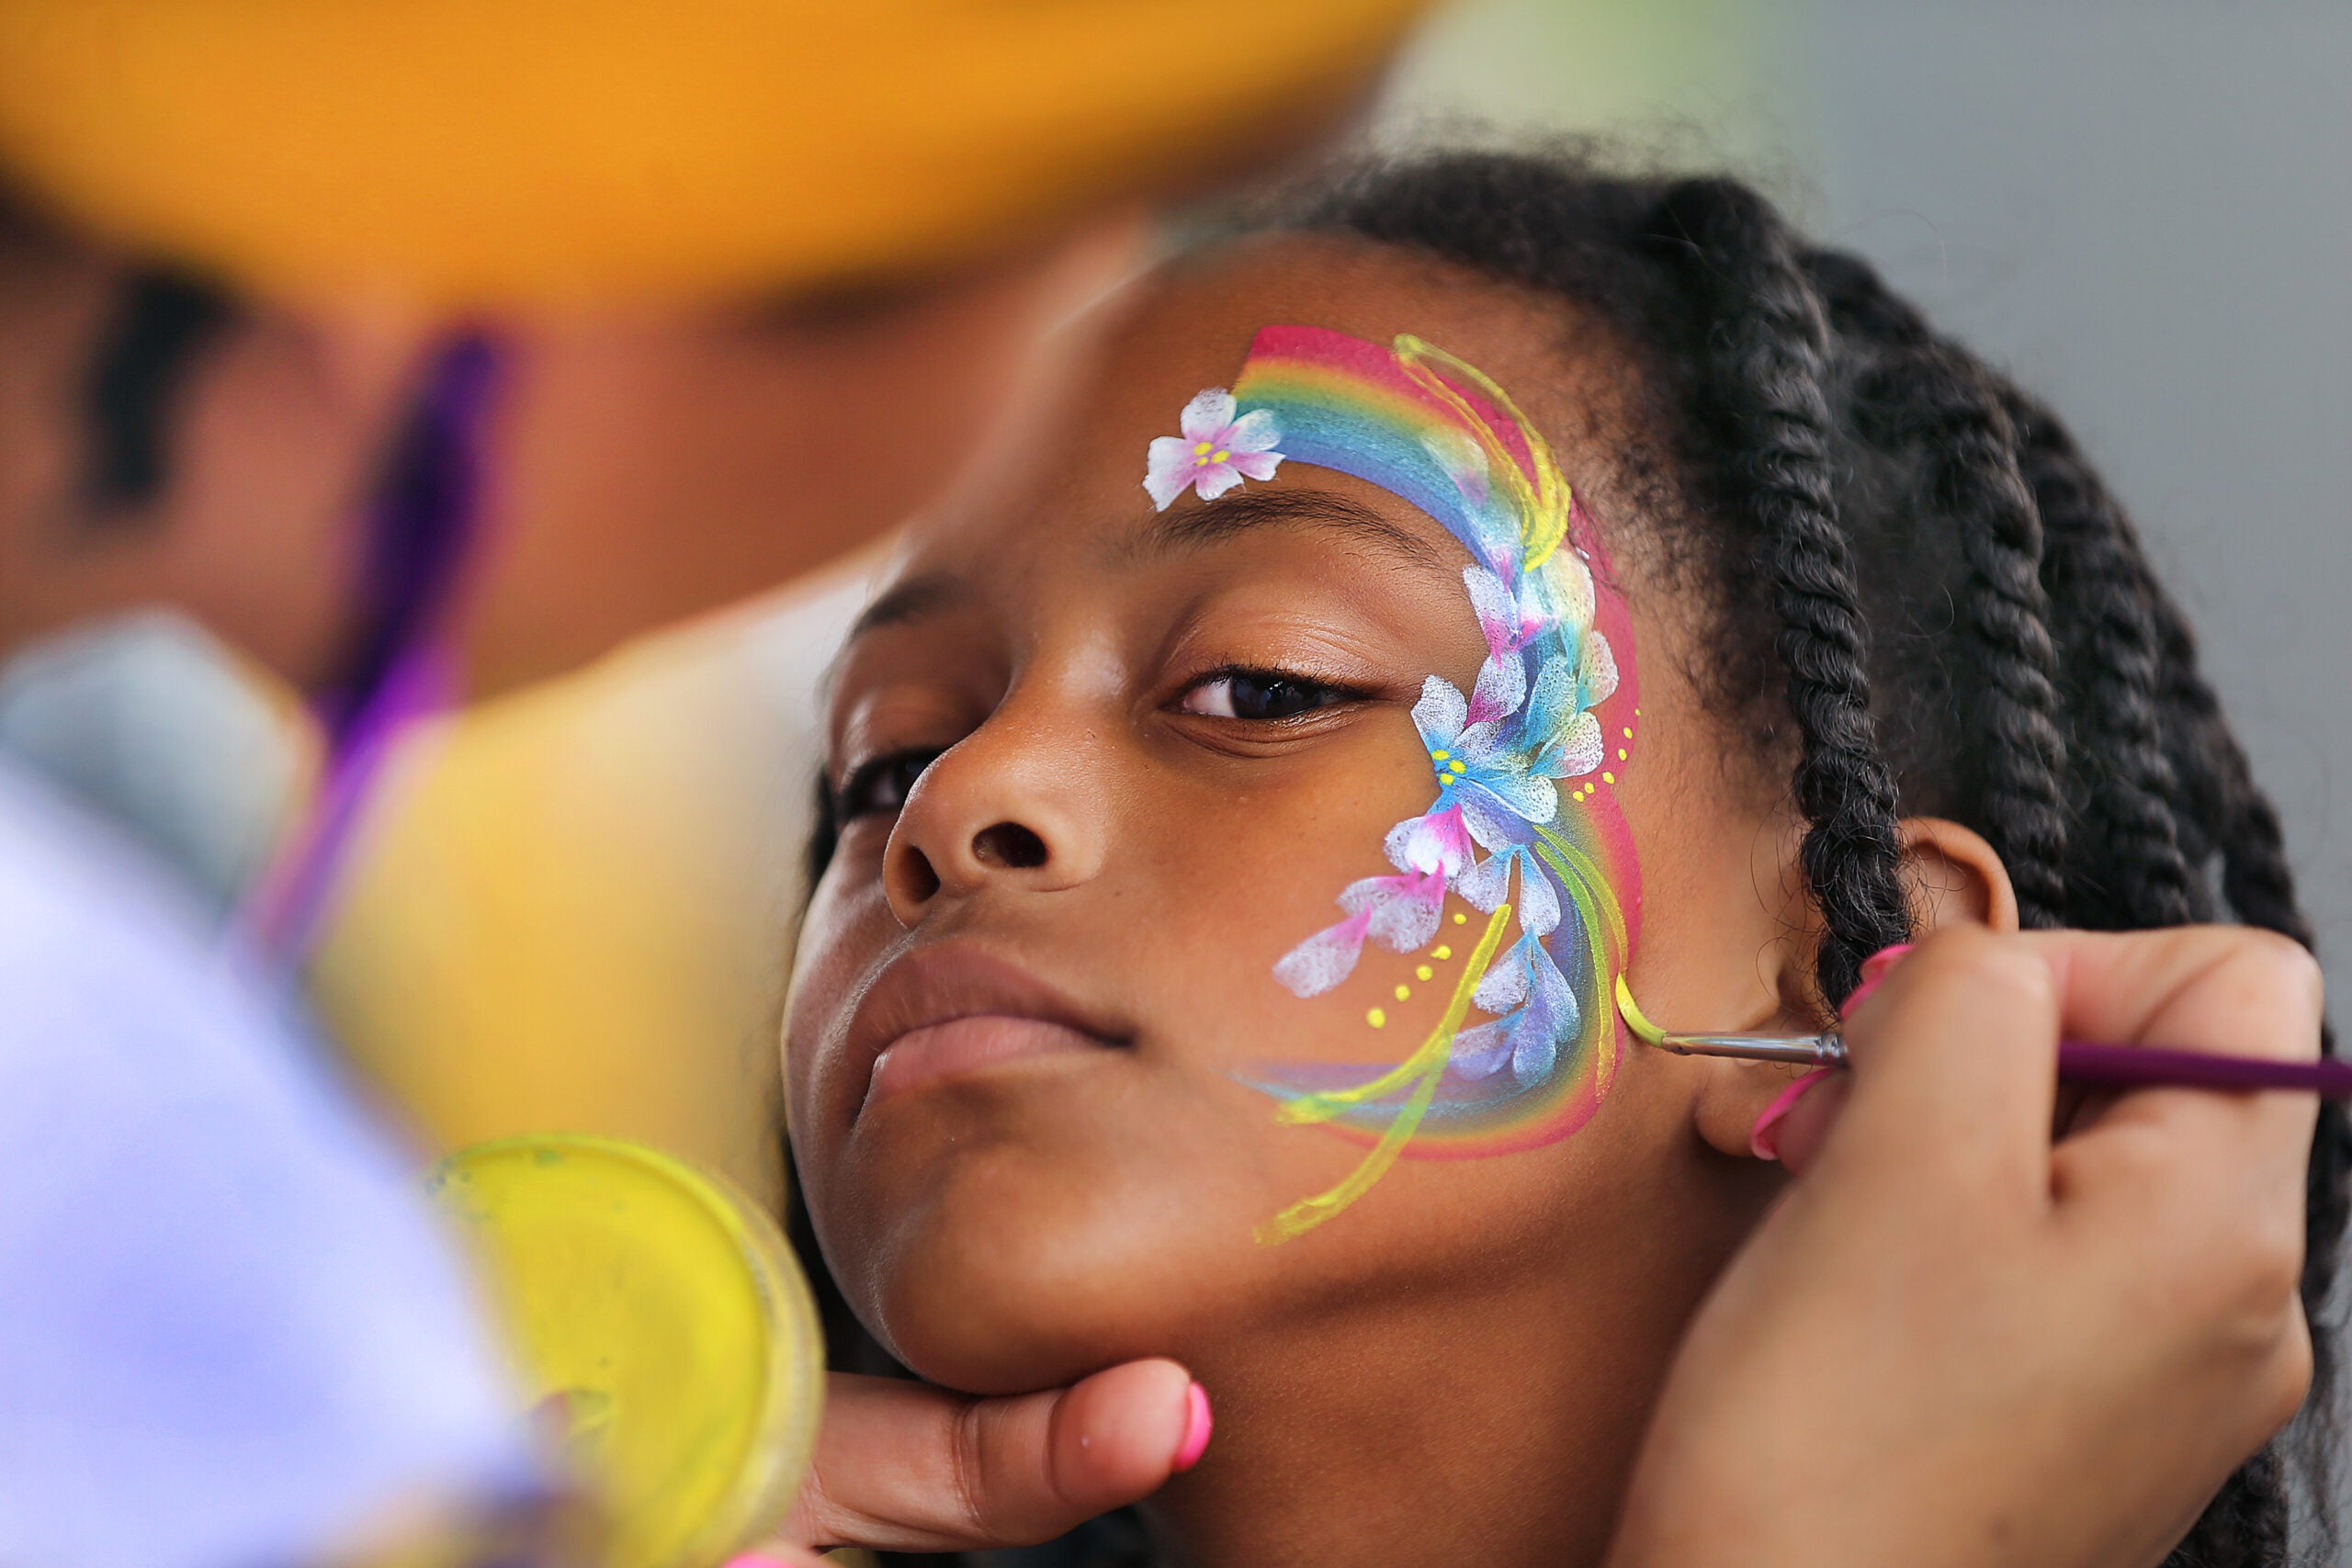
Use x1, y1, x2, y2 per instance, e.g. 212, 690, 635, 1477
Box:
1517, 860, 1562, 937
1451, 1016, 1515, 1079
1578, 630, 1621, 708
1474, 943, 1530, 1013
1472, 767, 1558, 827
1466, 651, 1527, 726
1510, 1020, 1559, 1086
1453, 794, 1521, 852
1223, 407, 1283, 454
1453, 847, 1514, 913
1411, 675, 1467, 750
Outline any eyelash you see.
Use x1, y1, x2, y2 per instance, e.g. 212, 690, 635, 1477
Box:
832, 749, 942, 823
1175, 665, 1367, 722
831, 666, 1363, 821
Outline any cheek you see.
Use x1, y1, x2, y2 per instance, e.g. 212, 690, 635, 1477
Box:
1154, 739, 1447, 1069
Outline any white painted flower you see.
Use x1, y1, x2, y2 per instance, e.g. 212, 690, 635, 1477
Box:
1144, 389, 1285, 509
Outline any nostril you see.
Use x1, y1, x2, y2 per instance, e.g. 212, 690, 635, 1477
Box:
894, 844, 942, 904
971, 821, 1047, 870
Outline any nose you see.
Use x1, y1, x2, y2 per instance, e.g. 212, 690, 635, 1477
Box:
880, 715, 1103, 927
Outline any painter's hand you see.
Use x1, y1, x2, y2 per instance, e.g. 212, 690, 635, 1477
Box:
731, 1358, 1203, 1565
1607, 925, 2322, 1568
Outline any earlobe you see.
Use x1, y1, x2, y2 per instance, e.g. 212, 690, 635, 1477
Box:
1897, 817, 2018, 935
1684, 816, 2016, 1161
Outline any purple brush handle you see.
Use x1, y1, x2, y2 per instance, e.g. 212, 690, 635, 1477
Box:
2058, 1041, 2352, 1096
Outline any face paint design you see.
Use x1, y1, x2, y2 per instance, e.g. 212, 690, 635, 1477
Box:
1142, 327, 1641, 1243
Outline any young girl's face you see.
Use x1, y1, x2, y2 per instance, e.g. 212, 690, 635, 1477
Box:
787, 236, 1804, 1404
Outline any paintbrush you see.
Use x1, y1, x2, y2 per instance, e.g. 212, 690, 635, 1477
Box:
1613, 976, 2352, 1096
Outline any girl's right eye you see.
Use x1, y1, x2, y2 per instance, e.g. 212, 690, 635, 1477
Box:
1177, 668, 1361, 721
834, 749, 941, 822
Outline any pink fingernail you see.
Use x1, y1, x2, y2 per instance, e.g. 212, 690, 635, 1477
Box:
1840, 942, 1917, 1018
723, 1555, 802, 1568
1750, 1068, 1833, 1161
1172, 1381, 1213, 1472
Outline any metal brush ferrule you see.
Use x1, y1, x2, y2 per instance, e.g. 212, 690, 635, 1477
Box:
1651, 1032, 1850, 1068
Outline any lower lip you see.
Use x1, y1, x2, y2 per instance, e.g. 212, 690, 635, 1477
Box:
864, 1015, 1107, 1111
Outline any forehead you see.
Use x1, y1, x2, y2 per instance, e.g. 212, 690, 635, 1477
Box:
892, 232, 1629, 589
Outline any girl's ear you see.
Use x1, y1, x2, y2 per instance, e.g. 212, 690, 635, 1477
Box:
1896, 817, 2018, 935
1687, 816, 2018, 1160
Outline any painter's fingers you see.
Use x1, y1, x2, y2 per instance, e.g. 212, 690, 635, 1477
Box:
1823, 925, 2062, 1205
2041, 924, 2320, 1160
1761, 1072, 1848, 1179
780, 1359, 1199, 1553
2039, 927, 2318, 1257
2035, 927, 2321, 1450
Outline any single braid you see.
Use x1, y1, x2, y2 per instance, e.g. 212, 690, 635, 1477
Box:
1804, 250, 2074, 927
1854, 347, 2071, 927
1641, 181, 1912, 1006
2000, 389, 2199, 929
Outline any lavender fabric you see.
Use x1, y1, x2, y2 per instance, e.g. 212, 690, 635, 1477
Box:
0, 756, 537, 1568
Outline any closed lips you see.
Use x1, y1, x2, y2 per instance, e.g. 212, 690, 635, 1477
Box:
842, 942, 1128, 1121
865, 1014, 1110, 1111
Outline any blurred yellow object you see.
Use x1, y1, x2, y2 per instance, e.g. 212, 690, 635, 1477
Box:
427, 1134, 824, 1568
312, 571, 868, 1205
0, 0, 1422, 305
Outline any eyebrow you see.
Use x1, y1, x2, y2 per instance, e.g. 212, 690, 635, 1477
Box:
1118, 487, 1454, 575
844, 570, 969, 643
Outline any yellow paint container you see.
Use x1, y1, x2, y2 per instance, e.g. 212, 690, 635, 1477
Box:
427, 1134, 823, 1568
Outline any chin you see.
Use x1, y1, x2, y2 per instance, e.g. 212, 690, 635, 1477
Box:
846, 1149, 1224, 1394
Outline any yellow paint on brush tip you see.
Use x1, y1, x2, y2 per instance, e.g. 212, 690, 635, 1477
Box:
1613, 975, 1668, 1046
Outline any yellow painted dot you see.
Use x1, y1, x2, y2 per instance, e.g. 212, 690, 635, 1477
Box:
1449, 760, 1467, 774
1617, 748, 1628, 760
1193, 441, 1213, 457
1367, 1008, 1386, 1029
1394, 984, 1411, 1001
1623, 727, 1634, 739
1433, 945, 1453, 960
1453, 912, 1469, 925
1416, 964, 1434, 981
1431, 750, 1450, 761
1211, 449, 1229, 462
1602, 771, 1616, 784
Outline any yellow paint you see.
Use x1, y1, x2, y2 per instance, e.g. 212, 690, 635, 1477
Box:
1433, 945, 1453, 961
1415, 964, 1433, 981
1366, 1008, 1386, 1029
1259, 906, 1514, 1244
428, 1134, 823, 1568
1612, 975, 1667, 1046
1601, 771, 1615, 784
1453, 911, 1469, 925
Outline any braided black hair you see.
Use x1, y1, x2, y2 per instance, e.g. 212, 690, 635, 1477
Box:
1277, 145, 2345, 1567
